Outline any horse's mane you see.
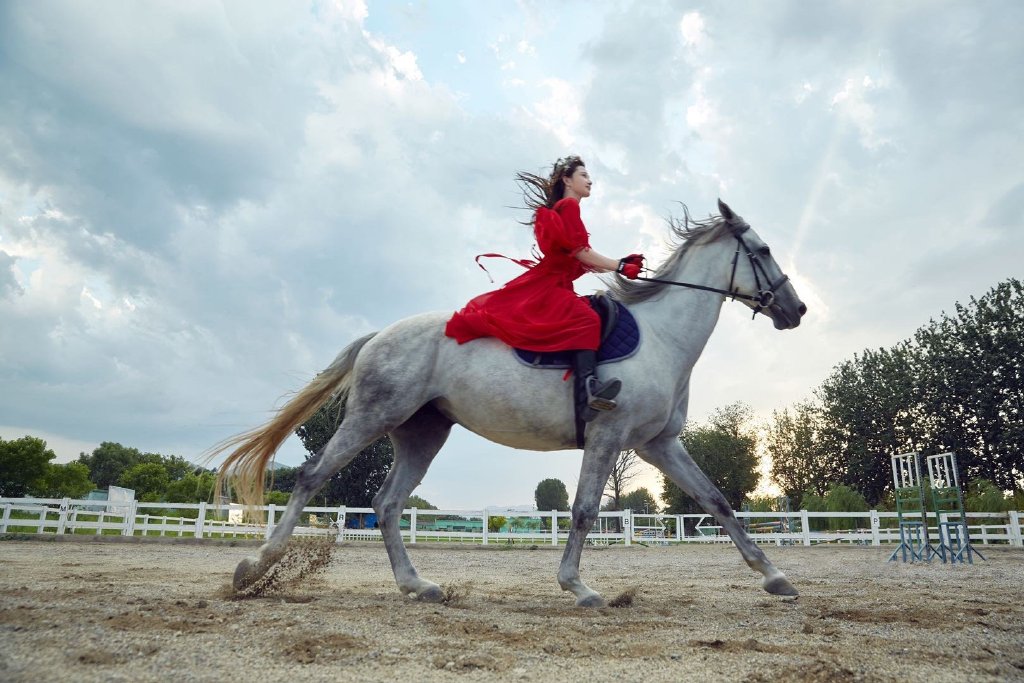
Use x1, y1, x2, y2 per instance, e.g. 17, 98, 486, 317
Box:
607, 205, 730, 304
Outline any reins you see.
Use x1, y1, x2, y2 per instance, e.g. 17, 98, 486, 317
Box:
634, 227, 790, 319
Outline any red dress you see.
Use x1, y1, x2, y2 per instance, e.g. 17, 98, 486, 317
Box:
445, 197, 601, 352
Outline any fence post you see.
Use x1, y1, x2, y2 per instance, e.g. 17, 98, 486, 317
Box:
623, 509, 632, 546
482, 509, 489, 546
37, 505, 48, 534
56, 498, 71, 535
870, 510, 880, 546
335, 506, 346, 544
1008, 511, 1022, 548
265, 504, 276, 540
1, 503, 10, 533
801, 510, 811, 546
124, 501, 137, 536
551, 511, 558, 546
410, 507, 417, 544
195, 502, 207, 539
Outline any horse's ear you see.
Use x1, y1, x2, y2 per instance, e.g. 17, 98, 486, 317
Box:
717, 198, 734, 221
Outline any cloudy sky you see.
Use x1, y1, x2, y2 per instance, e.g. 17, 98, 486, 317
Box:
1, 1, 1021, 509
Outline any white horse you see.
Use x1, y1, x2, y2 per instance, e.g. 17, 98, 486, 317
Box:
215, 200, 806, 606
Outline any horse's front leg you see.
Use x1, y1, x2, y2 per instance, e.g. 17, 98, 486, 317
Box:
638, 437, 798, 596
558, 442, 620, 607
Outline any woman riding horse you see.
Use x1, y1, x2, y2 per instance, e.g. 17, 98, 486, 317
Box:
445, 156, 645, 420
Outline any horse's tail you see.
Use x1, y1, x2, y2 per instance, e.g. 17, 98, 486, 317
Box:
210, 332, 377, 513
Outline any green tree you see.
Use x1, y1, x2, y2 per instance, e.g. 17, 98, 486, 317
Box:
165, 471, 216, 503
914, 280, 1024, 489
118, 462, 170, 502
815, 342, 928, 505
0, 435, 55, 496
798, 484, 869, 531
32, 462, 93, 499
766, 401, 838, 508
78, 442, 146, 489
265, 490, 290, 506
743, 495, 788, 513
964, 480, 1012, 513
620, 487, 659, 514
662, 403, 759, 515
821, 484, 869, 530
294, 395, 393, 507
534, 478, 569, 511
488, 515, 507, 533
161, 455, 197, 481
406, 495, 436, 509
269, 465, 299, 495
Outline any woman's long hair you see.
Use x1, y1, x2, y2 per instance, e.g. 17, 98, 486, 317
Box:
515, 156, 585, 215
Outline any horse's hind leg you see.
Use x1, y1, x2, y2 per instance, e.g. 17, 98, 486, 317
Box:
374, 405, 452, 602
233, 418, 384, 592
638, 437, 798, 597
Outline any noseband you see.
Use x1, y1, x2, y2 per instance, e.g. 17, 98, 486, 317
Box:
635, 223, 790, 319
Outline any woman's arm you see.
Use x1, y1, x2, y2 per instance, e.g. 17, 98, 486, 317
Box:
575, 247, 620, 273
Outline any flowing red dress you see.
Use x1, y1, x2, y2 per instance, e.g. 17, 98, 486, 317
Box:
445, 197, 601, 352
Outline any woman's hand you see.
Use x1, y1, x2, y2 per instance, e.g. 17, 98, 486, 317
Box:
617, 254, 645, 279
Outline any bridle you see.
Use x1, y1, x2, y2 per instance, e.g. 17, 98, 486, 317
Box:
634, 223, 791, 319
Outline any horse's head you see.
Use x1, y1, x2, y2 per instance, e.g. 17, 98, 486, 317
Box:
717, 199, 806, 330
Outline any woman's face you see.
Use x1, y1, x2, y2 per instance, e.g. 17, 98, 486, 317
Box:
563, 165, 592, 199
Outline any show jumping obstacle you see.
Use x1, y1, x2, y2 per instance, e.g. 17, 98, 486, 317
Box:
888, 451, 984, 565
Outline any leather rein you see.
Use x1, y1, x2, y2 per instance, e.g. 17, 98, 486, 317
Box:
634, 224, 790, 319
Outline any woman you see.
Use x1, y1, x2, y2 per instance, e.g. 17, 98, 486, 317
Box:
445, 156, 644, 420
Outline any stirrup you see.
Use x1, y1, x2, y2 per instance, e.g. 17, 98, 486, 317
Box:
586, 376, 621, 412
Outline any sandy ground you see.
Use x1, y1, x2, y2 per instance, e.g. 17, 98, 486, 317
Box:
1, 537, 1022, 683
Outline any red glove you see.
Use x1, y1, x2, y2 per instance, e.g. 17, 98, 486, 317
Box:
617, 254, 645, 279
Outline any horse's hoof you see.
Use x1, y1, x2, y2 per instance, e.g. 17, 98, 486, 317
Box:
414, 584, 444, 603
233, 557, 259, 591
576, 593, 607, 608
763, 575, 798, 597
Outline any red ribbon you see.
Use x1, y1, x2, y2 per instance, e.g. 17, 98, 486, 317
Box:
473, 253, 538, 283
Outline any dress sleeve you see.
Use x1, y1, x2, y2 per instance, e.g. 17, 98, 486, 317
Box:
553, 198, 591, 255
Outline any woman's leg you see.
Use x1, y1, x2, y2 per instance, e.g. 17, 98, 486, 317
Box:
572, 349, 621, 421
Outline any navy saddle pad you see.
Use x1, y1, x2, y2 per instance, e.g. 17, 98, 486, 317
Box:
513, 299, 640, 369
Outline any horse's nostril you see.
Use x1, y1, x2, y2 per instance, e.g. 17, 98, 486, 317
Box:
798, 303, 807, 316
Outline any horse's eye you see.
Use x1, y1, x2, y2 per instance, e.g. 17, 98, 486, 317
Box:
758, 246, 771, 257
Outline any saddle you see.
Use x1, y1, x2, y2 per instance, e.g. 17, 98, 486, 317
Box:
513, 294, 640, 369
513, 294, 641, 449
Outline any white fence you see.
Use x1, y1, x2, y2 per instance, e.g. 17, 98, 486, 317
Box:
1, 497, 1021, 548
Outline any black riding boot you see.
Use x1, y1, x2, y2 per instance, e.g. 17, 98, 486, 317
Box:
572, 349, 622, 422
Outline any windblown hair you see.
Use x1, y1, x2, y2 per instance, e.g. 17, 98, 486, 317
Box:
607, 204, 731, 304
515, 155, 586, 217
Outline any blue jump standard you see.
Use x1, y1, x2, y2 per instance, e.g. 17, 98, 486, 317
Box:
937, 520, 986, 565
887, 520, 941, 563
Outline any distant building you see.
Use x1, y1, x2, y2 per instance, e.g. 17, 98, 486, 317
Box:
82, 485, 135, 516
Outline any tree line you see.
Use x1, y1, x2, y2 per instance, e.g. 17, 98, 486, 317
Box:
0, 438, 216, 503
766, 278, 1023, 509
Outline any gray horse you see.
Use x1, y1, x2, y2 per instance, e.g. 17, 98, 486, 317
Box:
215, 200, 807, 606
